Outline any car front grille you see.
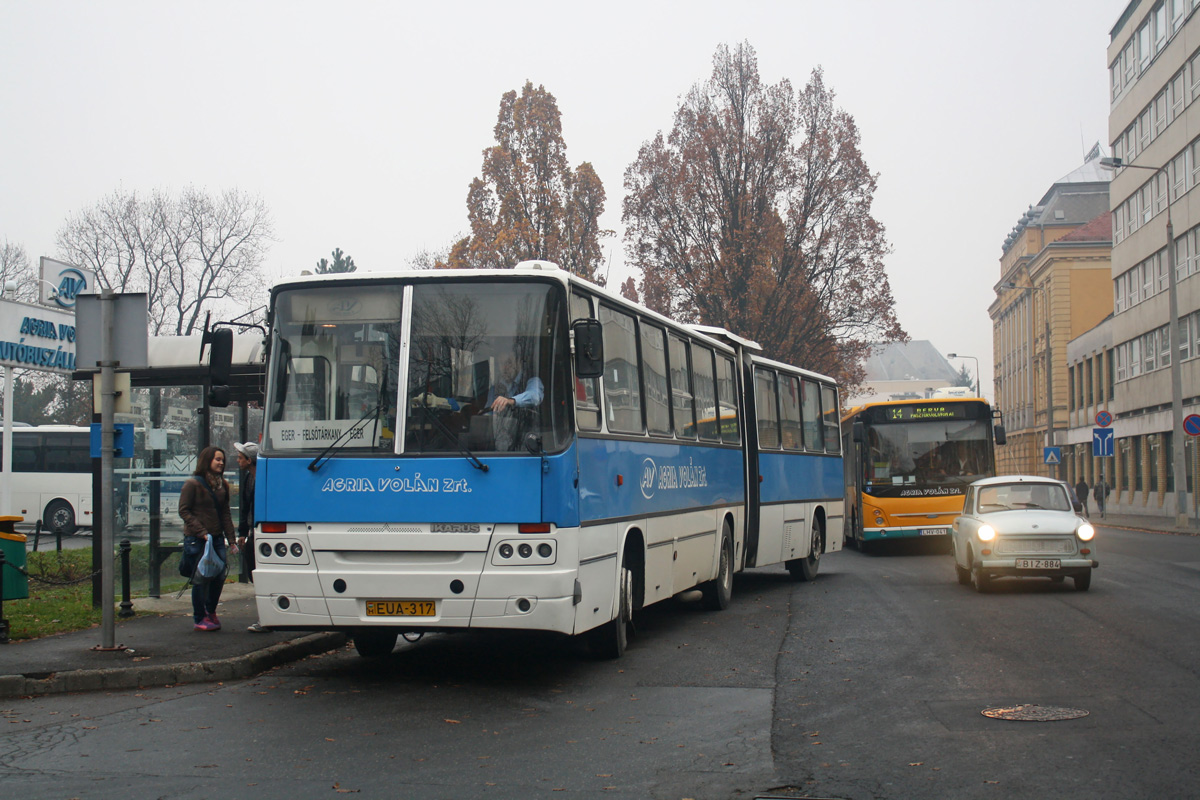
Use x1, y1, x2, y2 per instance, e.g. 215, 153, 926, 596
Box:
996, 538, 1075, 555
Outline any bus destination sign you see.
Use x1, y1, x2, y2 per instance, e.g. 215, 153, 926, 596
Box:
872, 403, 975, 423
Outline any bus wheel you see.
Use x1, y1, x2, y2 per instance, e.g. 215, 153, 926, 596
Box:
590, 554, 632, 659
353, 630, 398, 657
44, 499, 76, 535
701, 524, 734, 610
788, 519, 825, 581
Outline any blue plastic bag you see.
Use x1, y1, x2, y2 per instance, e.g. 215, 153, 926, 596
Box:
195, 536, 226, 582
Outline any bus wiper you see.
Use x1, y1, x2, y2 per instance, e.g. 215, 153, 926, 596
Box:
308, 402, 384, 473
412, 399, 489, 472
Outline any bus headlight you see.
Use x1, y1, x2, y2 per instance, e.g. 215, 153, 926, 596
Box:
977, 524, 996, 542
1076, 524, 1095, 541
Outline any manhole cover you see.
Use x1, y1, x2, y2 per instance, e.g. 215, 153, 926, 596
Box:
981, 704, 1089, 721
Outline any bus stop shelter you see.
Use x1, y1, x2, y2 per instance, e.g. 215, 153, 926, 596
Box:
72, 332, 265, 597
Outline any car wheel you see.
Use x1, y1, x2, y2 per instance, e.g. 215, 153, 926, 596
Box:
955, 559, 971, 586
970, 552, 990, 593
1073, 570, 1092, 592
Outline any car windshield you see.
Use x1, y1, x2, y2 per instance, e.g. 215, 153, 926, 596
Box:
977, 483, 1072, 512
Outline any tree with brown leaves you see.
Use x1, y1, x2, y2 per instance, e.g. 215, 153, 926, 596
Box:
445, 81, 611, 284
623, 43, 904, 387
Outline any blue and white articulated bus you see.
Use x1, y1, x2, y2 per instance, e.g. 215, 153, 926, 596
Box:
251, 261, 843, 657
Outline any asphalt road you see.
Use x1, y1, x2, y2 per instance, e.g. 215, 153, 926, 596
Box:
3, 524, 1199, 799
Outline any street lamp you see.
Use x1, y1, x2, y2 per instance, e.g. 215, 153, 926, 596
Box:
999, 280, 1056, 478
946, 353, 980, 396
1100, 156, 1188, 527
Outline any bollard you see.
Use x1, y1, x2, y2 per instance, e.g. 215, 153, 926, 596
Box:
55, 521, 62, 553
0, 549, 8, 644
118, 539, 134, 618
33, 520, 41, 553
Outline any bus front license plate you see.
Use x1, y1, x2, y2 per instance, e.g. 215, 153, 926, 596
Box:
365, 600, 436, 617
919, 528, 947, 536
1015, 559, 1061, 570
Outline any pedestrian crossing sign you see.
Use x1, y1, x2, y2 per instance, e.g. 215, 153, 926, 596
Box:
1043, 446, 1061, 465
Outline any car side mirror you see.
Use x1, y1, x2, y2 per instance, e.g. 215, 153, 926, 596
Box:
1073, 500, 1083, 514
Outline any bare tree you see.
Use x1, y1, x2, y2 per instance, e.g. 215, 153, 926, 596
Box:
57, 187, 274, 335
0, 239, 38, 302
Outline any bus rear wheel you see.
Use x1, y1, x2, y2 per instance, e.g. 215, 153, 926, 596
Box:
43, 499, 76, 535
701, 524, 734, 610
353, 630, 398, 657
787, 519, 824, 582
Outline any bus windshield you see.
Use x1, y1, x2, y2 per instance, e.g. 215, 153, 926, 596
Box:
405, 281, 571, 454
864, 418, 992, 489
265, 280, 572, 456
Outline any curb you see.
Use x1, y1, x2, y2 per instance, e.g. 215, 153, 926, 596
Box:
0, 632, 348, 699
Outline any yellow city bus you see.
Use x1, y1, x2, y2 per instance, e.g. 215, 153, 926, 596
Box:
841, 397, 1005, 551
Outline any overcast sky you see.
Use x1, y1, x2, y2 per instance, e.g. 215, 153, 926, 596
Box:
1, 0, 1131, 399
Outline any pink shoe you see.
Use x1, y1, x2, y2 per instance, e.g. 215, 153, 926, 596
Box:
206, 614, 222, 630
194, 619, 217, 631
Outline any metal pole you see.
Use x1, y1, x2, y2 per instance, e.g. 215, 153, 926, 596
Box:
1040, 285, 1055, 480
1166, 215, 1189, 527
99, 289, 116, 649
2, 365, 12, 516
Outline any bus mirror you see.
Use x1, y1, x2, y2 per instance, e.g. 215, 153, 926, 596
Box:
852, 420, 865, 444
204, 327, 234, 385
573, 319, 604, 379
994, 424, 1007, 446
208, 385, 231, 408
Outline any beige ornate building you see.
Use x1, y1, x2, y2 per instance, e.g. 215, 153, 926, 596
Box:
990, 152, 1113, 480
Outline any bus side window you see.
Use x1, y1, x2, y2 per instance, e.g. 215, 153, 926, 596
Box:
754, 367, 780, 449
571, 292, 601, 431
780, 375, 802, 450
599, 304, 643, 434
641, 322, 671, 436
821, 384, 841, 454
693, 346, 718, 441
668, 335, 695, 438
717, 356, 740, 444
801, 379, 823, 451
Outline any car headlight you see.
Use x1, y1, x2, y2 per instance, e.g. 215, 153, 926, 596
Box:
1076, 523, 1095, 541
977, 524, 996, 542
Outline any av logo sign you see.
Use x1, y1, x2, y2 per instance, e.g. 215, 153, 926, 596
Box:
39, 257, 96, 310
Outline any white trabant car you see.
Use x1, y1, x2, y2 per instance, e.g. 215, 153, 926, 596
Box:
951, 475, 1097, 592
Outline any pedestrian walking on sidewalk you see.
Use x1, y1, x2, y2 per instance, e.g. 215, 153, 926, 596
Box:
179, 446, 237, 632
1093, 478, 1110, 515
1075, 478, 1090, 516
234, 441, 267, 633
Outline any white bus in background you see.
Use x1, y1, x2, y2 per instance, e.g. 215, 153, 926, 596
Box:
0, 425, 93, 533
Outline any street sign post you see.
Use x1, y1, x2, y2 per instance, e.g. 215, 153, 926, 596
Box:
1096, 410, 1112, 428
1043, 446, 1061, 465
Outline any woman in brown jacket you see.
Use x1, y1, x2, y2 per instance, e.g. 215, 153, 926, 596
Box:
179, 446, 237, 631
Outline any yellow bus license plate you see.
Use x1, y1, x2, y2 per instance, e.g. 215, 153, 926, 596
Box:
365, 600, 436, 617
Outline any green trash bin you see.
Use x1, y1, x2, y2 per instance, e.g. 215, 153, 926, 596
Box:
0, 516, 29, 601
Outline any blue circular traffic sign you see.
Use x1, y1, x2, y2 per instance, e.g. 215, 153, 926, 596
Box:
1095, 410, 1112, 427
1185, 414, 1200, 436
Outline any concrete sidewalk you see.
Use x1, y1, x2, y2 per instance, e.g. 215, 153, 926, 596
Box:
0, 582, 346, 699
1090, 511, 1200, 536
